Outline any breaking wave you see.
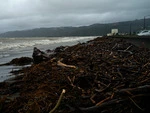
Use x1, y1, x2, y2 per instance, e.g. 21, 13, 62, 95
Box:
0, 36, 95, 51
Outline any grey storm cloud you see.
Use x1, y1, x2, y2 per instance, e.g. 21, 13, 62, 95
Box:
0, 0, 150, 33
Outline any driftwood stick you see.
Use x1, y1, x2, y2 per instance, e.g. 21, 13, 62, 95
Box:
67, 76, 75, 88
57, 59, 77, 69
96, 97, 110, 106
139, 78, 150, 84
79, 98, 125, 112
129, 97, 144, 111
115, 85, 150, 94
117, 50, 133, 54
124, 45, 132, 51
117, 45, 133, 54
78, 85, 150, 112
79, 92, 148, 112
90, 94, 96, 104
67, 76, 83, 91
95, 83, 111, 93
49, 89, 66, 113
111, 43, 118, 50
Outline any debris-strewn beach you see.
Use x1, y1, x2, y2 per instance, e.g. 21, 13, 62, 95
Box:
0, 36, 95, 82
0, 36, 150, 113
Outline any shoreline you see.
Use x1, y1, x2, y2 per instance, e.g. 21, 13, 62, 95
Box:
0, 36, 97, 82
0, 36, 150, 113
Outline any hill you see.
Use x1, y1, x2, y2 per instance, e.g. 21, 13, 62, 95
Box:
0, 18, 150, 37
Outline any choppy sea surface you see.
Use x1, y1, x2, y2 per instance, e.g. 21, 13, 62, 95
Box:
0, 36, 97, 82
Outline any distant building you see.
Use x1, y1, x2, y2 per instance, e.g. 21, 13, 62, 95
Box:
107, 29, 118, 36
111, 29, 118, 35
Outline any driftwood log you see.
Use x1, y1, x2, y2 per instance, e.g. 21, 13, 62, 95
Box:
32, 46, 67, 64
32, 47, 51, 64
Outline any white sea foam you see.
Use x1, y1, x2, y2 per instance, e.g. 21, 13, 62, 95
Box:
0, 36, 95, 51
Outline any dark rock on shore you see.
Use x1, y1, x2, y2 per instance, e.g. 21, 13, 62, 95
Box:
0, 36, 150, 113
9, 57, 33, 65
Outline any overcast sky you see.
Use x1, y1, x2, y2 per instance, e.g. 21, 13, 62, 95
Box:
0, 0, 150, 33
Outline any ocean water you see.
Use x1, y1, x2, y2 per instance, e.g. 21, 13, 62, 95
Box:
0, 36, 97, 82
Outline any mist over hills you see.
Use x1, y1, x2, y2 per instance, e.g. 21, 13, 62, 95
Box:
0, 18, 149, 37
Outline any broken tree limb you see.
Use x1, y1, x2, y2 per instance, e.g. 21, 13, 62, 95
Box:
49, 89, 66, 113
57, 59, 77, 69
96, 97, 110, 106
117, 45, 133, 55
115, 85, 150, 95
78, 85, 150, 112
90, 94, 96, 104
79, 92, 149, 113
117, 50, 133, 54
79, 98, 125, 112
124, 45, 133, 51
129, 97, 144, 111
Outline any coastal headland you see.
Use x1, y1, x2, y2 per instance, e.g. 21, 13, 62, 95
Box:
0, 36, 150, 113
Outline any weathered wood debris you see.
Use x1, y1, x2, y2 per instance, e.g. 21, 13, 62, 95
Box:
0, 57, 33, 66
0, 37, 150, 113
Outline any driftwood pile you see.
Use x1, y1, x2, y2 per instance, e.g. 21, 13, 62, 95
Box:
0, 37, 150, 113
